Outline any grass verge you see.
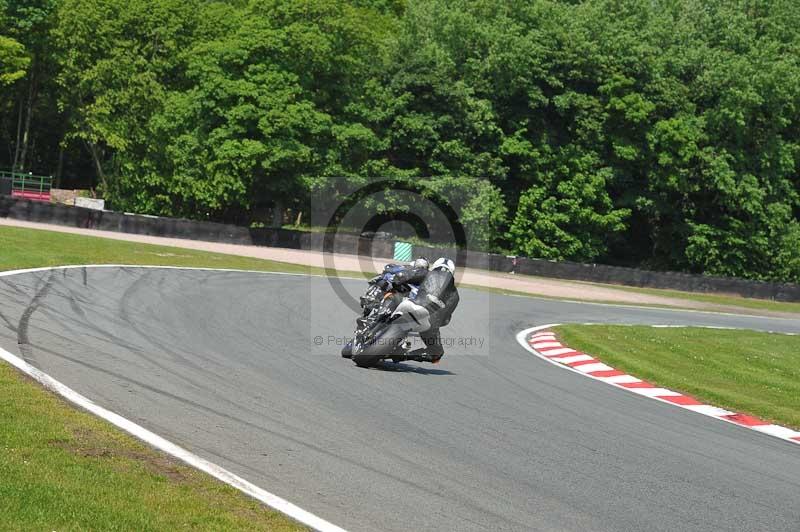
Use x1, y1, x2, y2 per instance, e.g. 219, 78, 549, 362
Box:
556, 324, 800, 430
0, 225, 326, 530
1, 223, 797, 527
0, 224, 363, 278
0, 362, 305, 531
581, 282, 800, 315
4, 223, 798, 316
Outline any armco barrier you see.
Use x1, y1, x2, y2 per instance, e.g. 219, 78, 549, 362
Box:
510, 255, 800, 301
0, 196, 248, 242
1, 195, 799, 301
0, 195, 395, 261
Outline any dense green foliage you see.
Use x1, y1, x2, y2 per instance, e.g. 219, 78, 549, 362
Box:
2, 0, 799, 282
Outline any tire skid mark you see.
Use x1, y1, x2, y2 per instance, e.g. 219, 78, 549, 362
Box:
17, 269, 56, 365
116, 269, 240, 395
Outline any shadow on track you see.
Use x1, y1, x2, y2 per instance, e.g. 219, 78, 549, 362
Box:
360, 361, 456, 376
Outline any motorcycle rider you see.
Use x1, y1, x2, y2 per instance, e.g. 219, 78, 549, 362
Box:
375, 257, 430, 294
393, 257, 460, 363
342, 257, 430, 359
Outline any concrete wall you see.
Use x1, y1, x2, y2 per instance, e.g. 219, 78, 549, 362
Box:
50, 188, 79, 205
2, 195, 799, 301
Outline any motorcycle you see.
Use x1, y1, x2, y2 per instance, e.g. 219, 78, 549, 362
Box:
341, 265, 422, 368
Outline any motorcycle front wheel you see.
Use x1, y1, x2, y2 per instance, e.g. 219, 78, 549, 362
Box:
351, 323, 406, 368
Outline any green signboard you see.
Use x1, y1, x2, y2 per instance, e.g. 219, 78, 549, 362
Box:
393, 241, 413, 262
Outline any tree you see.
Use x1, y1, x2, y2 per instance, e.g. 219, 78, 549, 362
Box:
53, 0, 202, 193
3, 0, 800, 282
3, 0, 57, 171
109, 0, 396, 222
508, 152, 629, 261
0, 36, 28, 86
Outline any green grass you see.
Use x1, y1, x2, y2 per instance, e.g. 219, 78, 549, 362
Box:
0, 363, 305, 531
464, 271, 800, 315
7, 218, 798, 317
0, 226, 327, 530
280, 225, 799, 314
1, 224, 798, 527
3, 222, 798, 320
556, 324, 800, 430
458, 282, 800, 317
581, 282, 800, 314
464, 266, 800, 316
0, 224, 314, 275
5, 222, 790, 316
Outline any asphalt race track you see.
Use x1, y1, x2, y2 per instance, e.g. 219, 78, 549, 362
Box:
1, 267, 799, 531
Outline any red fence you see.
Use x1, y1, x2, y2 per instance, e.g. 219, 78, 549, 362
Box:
11, 190, 51, 201
0, 171, 52, 202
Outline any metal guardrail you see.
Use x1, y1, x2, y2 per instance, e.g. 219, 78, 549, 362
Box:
0, 170, 52, 201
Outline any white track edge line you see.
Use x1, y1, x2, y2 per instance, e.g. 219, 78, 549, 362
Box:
501, 292, 798, 321
0, 265, 348, 532
4, 255, 794, 322
0, 263, 363, 281
2, 264, 796, 521
0, 344, 346, 532
516, 325, 800, 448
577, 322, 798, 336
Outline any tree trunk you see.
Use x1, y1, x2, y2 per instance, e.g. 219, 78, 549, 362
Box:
17, 65, 37, 171
272, 199, 284, 227
86, 140, 108, 192
55, 144, 65, 188
12, 94, 23, 170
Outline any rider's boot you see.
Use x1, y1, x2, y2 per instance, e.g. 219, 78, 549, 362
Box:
418, 328, 444, 363
405, 344, 444, 363
425, 343, 444, 364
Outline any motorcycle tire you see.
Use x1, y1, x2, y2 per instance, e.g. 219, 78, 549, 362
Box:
351, 323, 406, 368
341, 342, 353, 358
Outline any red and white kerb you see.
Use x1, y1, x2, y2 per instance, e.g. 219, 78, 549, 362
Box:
527, 330, 800, 446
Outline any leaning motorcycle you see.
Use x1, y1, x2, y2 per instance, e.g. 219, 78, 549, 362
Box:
342, 266, 419, 368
